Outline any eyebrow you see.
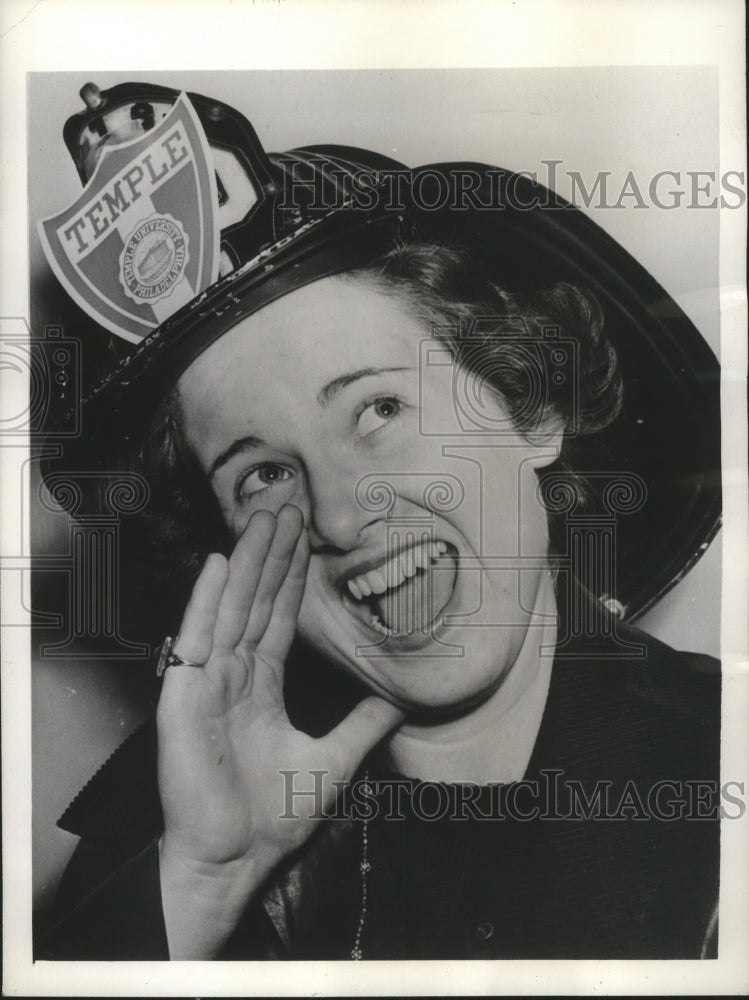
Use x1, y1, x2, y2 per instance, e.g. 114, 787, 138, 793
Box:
317, 366, 410, 407
209, 367, 411, 479
209, 435, 265, 480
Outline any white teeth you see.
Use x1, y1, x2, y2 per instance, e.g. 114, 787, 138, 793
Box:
413, 545, 429, 571
389, 558, 406, 587
366, 569, 388, 594
346, 539, 452, 604
370, 613, 398, 637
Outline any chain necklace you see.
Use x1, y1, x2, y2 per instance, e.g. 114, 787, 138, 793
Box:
350, 773, 372, 960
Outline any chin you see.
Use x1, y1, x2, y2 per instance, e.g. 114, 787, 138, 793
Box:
299, 590, 520, 718
297, 530, 535, 715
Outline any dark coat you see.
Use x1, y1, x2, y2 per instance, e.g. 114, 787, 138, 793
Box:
36, 620, 720, 960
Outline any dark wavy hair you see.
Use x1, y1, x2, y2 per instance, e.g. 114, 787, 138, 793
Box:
141, 240, 623, 581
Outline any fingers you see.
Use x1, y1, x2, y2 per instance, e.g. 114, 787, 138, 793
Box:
255, 522, 310, 665
240, 505, 305, 652
211, 509, 277, 652
173, 553, 229, 665
323, 696, 405, 782
168, 505, 305, 702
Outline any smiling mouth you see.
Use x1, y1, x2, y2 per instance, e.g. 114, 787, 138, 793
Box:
341, 539, 459, 638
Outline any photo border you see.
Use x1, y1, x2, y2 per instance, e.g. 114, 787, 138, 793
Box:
2, 1, 747, 995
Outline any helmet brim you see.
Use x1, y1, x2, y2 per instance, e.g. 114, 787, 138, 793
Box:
41, 157, 721, 620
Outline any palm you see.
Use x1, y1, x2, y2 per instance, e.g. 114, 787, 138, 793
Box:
157, 506, 402, 874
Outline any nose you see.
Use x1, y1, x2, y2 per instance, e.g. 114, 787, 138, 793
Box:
304, 463, 385, 553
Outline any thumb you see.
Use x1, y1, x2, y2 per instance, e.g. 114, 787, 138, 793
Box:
323, 696, 405, 782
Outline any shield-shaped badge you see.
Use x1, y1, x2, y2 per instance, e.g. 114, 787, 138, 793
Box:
39, 93, 219, 344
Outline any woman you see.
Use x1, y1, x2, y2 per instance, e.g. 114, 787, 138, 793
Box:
35, 79, 720, 960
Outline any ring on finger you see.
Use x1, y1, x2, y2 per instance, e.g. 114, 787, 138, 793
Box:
156, 635, 206, 677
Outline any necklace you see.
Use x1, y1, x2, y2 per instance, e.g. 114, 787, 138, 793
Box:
350, 773, 372, 960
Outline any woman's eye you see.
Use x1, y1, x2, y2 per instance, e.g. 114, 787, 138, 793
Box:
237, 463, 292, 500
357, 397, 402, 436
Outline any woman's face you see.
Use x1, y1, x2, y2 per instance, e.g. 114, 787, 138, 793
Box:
177, 276, 560, 714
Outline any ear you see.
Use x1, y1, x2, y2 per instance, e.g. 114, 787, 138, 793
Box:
524, 417, 564, 470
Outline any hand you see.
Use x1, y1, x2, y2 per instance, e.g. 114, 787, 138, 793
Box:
156, 505, 404, 956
